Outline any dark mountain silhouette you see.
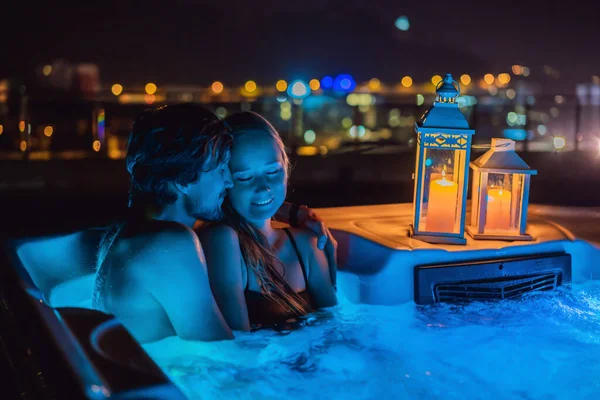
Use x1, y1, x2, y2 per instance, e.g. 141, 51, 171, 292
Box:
192, 8, 492, 85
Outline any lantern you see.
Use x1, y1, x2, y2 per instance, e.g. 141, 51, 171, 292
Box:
410, 74, 475, 245
466, 138, 537, 241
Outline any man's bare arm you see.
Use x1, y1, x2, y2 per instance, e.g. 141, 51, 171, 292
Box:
138, 226, 234, 341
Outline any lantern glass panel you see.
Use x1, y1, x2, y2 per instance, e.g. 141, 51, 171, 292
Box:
484, 172, 524, 232
417, 146, 467, 233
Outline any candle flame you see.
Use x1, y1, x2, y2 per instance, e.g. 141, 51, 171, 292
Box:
435, 166, 456, 187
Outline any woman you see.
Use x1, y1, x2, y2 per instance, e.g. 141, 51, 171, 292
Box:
199, 111, 337, 331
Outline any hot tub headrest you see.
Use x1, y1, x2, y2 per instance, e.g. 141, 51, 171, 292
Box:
9, 227, 105, 303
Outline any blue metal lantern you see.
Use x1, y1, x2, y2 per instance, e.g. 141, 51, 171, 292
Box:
410, 74, 475, 245
466, 138, 537, 241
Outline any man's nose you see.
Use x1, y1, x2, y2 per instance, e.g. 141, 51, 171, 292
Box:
224, 168, 234, 189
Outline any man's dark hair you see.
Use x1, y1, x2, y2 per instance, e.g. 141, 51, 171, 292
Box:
125, 103, 232, 208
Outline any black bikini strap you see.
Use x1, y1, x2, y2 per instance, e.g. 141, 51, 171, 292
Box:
240, 252, 250, 291
283, 228, 309, 285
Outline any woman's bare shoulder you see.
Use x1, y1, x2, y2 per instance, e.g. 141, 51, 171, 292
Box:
282, 226, 319, 250
196, 223, 240, 248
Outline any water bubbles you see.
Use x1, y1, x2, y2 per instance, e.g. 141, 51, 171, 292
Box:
146, 282, 600, 399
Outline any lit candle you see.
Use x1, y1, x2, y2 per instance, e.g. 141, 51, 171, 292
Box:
426, 169, 458, 232
486, 188, 512, 230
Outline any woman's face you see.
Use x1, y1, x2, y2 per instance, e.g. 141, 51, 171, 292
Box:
227, 131, 287, 224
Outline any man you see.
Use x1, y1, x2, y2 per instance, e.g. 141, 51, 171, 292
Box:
92, 103, 336, 343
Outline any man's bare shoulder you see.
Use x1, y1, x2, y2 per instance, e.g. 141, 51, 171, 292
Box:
119, 221, 205, 277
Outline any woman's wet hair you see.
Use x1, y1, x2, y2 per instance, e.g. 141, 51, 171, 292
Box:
222, 111, 312, 317
125, 103, 232, 208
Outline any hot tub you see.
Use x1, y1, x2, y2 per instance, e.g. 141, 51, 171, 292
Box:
1, 203, 599, 399
0, 227, 187, 399
322, 203, 600, 305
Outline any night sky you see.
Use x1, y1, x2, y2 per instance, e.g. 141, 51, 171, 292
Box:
1, 0, 598, 91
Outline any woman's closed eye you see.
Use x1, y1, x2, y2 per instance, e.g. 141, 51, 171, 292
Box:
235, 167, 282, 182
266, 167, 283, 175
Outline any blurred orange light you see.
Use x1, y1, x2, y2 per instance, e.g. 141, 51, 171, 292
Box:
111, 84, 123, 96
512, 65, 523, 75
244, 80, 257, 93
145, 83, 157, 95
309, 79, 320, 91
211, 81, 224, 94
368, 78, 381, 91
497, 73, 511, 84
276, 80, 287, 92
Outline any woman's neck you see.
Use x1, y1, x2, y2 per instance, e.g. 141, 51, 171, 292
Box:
250, 219, 277, 245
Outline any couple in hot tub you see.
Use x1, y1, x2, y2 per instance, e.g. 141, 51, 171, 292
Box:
92, 103, 338, 343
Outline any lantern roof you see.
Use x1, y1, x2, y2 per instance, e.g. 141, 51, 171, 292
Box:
415, 74, 474, 134
470, 138, 537, 174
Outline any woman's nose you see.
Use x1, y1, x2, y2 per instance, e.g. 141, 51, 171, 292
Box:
255, 177, 270, 192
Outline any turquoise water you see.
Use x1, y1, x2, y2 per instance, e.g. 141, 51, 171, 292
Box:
143, 282, 600, 400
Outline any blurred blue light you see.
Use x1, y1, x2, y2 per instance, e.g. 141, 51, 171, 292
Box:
395, 16, 410, 31
333, 74, 356, 92
503, 129, 528, 141
321, 76, 333, 89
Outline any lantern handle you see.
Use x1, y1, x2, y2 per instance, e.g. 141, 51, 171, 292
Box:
435, 74, 461, 97
472, 142, 513, 149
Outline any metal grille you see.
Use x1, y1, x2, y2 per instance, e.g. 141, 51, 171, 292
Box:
435, 273, 558, 302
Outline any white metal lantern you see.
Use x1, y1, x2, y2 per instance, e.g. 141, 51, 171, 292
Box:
410, 74, 475, 245
466, 138, 537, 241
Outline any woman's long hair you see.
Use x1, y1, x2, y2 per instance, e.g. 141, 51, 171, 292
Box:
222, 111, 313, 317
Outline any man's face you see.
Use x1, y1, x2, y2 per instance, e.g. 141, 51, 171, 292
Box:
183, 159, 233, 221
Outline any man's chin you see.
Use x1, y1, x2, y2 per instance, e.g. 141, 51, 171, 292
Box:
194, 209, 223, 222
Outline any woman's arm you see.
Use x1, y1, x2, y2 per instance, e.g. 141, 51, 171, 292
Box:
197, 225, 251, 332
275, 202, 338, 288
298, 231, 338, 309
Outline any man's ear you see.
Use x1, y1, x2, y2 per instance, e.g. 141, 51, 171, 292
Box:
174, 182, 190, 195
